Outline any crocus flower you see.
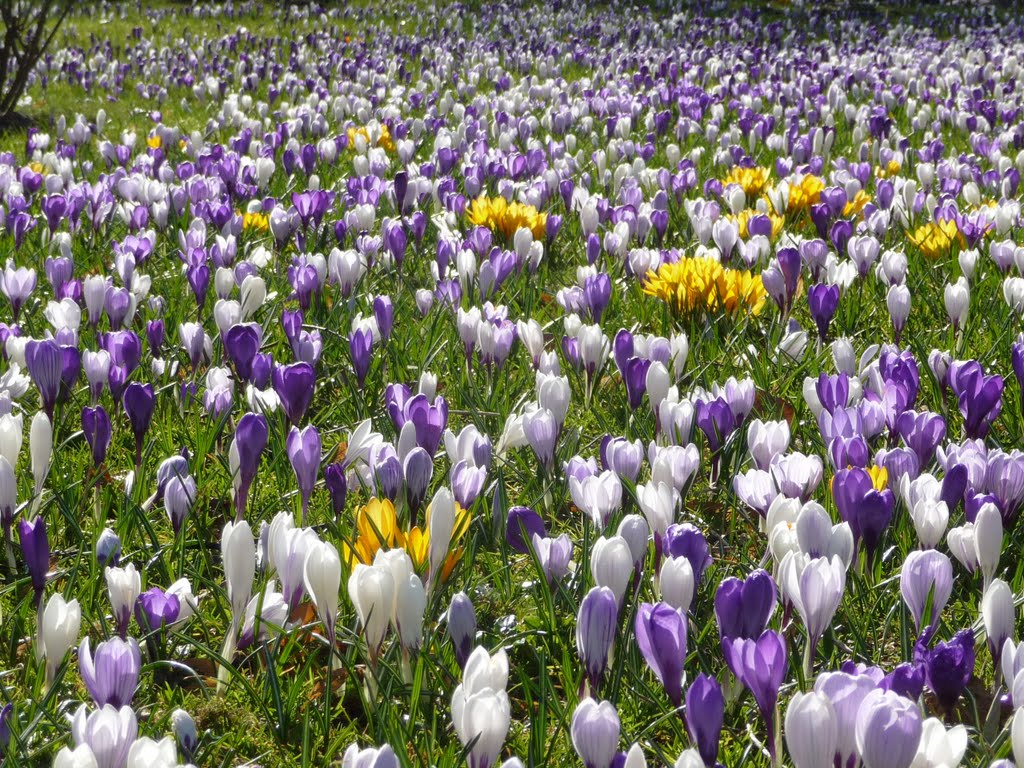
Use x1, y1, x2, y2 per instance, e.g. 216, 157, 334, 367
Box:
723, 630, 788, 762
577, 586, 617, 693
785, 691, 837, 768
635, 602, 687, 707
286, 425, 321, 524
121, 383, 155, 469
447, 592, 476, 670
685, 674, 724, 768
715, 569, 776, 647
915, 628, 975, 714
41, 592, 81, 686
570, 698, 619, 768
272, 361, 315, 425
854, 689, 922, 768
230, 412, 268, 521
81, 406, 112, 468
25, 338, 62, 420
900, 550, 953, 632
79, 636, 141, 708
781, 552, 846, 672
69, 704, 137, 768
304, 539, 342, 651
18, 516, 48, 605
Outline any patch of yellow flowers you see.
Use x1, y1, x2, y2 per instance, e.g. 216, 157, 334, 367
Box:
343, 497, 470, 582
643, 256, 768, 320
785, 174, 825, 214
907, 218, 962, 259
347, 123, 394, 152
242, 211, 269, 233
722, 165, 771, 197
467, 195, 547, 240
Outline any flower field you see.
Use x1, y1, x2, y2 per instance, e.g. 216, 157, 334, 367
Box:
3, 1, 1024, 766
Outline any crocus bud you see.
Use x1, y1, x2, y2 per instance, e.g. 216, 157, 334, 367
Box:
79, 636, 141, 709
900, 550, 953, 631
451, 678, 511, 768
95, 528, 121, 568
685, 675, 724, 768
974, 502, 1003, 588
659, 556, 694, 613
427, 487, 457, 586
171, 708, 199, 761
635, 602, 687, 706
303, 539, 341, 647
943, 277, 969, 331
1014, 709, 1024, 767
68, 704, 137, 768
81, 406, 112, 468
571, 698, 620, 768
105, 564, 140, 638
54, 745, 100, 768
286, 425, 321, 524
29, 411, 52, 496
982, 579, 1015, 665
447, 591, 476, 669
41, 592, 81, 685
591, 535, 633, 606
785, 691, 838, 768
121, 383, 155, 468
887, 284, 911, 343
125, 736, 177, 768
221, 519, 256, 621
855, 689, 922, 768
19, 516, 49, 604
348, 562, 395, 660
577, 586, 617, 692
395, 573, 426, 651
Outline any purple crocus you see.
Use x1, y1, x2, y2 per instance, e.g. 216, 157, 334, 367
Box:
81, 406, 112, 468
854, 689, 922, 768
695, 396, 737, 453
272, 361, 315, 425
896, 410, 946, 468
287, 425, 321, 524
224, 323, 262, 382
122, 382, 155, 469
506, 506, 548, 554
403, 447, 433, 516
915, 628, 975, 714
715, 569, 777, 647
324, 462, 347, 517
723, 630, 788, 763
447, 591, 476, 670
25, 338, 62, 420
808, 283, 840, 343
18, 516, 49, 605
231, 412, 268, 521
685, 674, 724, 768
950, 361, 1003, 439
832, 467, 894, 564
79, 636, 141, 709
635, 601, 687, 707
349, 328, 374, 388
577, 586, 618, 693
373, 295, 394, 342
135, 587, 180, 631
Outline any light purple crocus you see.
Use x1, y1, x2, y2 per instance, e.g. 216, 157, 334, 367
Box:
286, 425, 320, 525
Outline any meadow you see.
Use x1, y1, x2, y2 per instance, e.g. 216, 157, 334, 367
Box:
1, 0, 1024, 766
